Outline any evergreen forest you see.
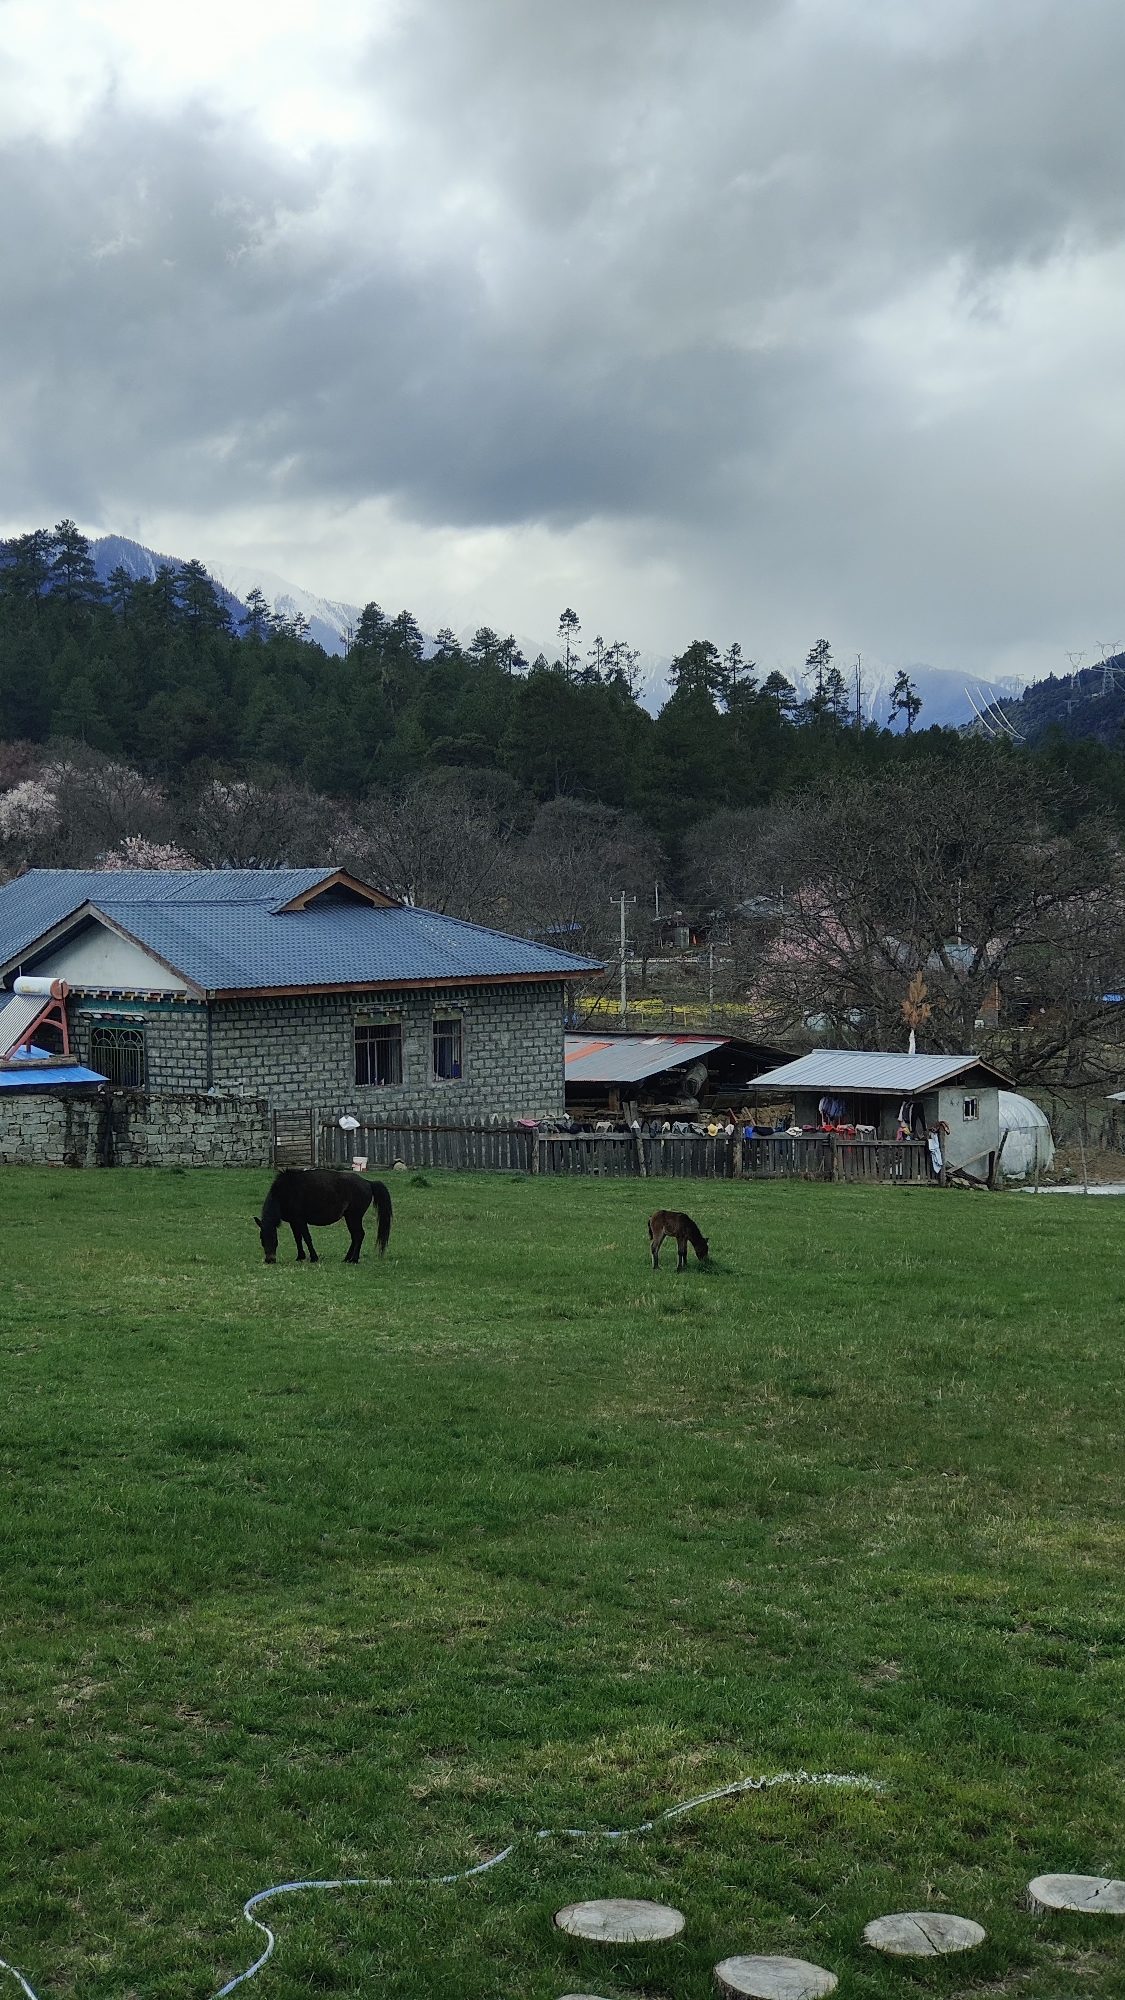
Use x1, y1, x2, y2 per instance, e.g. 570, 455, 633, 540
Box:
4, 521, 1125, 1095
7, 522, 1125, 846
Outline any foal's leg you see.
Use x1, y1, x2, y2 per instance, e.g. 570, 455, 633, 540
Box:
650, 1225, 661, 1270
290, 1221, 306, 1261
677, 1235, 687, 1271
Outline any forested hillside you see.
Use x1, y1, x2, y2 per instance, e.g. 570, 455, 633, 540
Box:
4, 522, 1125, 1096
1, 520, 1070, 842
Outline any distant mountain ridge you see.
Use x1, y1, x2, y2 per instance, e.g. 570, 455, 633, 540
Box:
92, 535, 250, 632
974, 655, 1125, 747
90, 535, 1029, 728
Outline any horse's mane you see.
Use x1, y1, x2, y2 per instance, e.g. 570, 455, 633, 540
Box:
260, 1182, 284, 1227
683, 1215, 708, 1255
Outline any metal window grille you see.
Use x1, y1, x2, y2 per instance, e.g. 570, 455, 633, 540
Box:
432, 1016, 463, 1080
355, 1020, 403, 1087
90, 1024, 146, 1088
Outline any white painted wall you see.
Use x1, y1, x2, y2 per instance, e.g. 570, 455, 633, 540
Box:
33, 923, 189, 993
938, 1083, 999, 1176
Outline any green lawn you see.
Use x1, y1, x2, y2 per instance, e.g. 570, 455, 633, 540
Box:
1, 1168, 1123, 2000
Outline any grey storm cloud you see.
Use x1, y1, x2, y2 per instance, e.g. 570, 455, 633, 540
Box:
3, 0, 1125, 666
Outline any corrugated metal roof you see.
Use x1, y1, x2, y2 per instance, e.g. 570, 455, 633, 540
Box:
565, 1033, 730, 1083
0, 869, 336, 925
0, 870, 603, 993
750, 1049, 1010, 1092
0, 1044, 106, 1089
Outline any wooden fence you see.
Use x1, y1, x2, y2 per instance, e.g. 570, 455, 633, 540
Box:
320, 1118, 933, 1184
320, 1117, 533, 1173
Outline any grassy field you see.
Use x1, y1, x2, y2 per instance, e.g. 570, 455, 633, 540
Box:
1, 1167, 1123, 2000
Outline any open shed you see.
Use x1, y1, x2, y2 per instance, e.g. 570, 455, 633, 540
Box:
748, 1048, 1013, 1179
564, 1031, 791, 1122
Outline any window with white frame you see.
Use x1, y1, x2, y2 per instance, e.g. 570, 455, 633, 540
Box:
963, 1096, 979, 1120
432, 1013, 463, 1080
355, 1016, 403, 1087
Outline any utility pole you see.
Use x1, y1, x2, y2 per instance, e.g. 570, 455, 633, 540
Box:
708, 940, 715, 1025
611, 892, 637, 1026
854, 653, 862, 733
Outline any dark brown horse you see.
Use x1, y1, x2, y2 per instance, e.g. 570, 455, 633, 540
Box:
648, 1208, 709, 1270
255, 1169, 393, 1265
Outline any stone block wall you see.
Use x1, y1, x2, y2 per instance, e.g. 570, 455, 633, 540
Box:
71, 1003, 209, 1094
211, 982, 565, 1122
0, 1091, 270, 1168
46, 981, 566, 1165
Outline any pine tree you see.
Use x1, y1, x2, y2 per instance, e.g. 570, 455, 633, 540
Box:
48, 521, 103, 609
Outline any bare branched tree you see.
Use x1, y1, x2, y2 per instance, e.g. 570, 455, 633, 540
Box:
0, 749, 176, 870
505, 798, 664, 967
747, 757, 1125, 1089
344, 772, 526, 918
189, 778, 340, 867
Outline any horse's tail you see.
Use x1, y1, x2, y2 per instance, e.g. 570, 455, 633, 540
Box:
368, 1179, 393, 1255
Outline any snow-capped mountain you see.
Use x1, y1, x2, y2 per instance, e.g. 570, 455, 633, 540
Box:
209, 564, 361, 657
89, 537, 1027, 726
91, 535, 250, 631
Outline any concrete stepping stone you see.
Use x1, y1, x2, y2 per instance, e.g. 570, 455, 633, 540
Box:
554, 1898, 685, 1943
1028, 1874, 1125, 1915
714, 1954, 837, 1999
864, 1911, 985, 1955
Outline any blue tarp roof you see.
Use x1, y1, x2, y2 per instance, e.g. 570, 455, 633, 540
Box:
0, 870, 604, 995
0, 1039, 107, 1089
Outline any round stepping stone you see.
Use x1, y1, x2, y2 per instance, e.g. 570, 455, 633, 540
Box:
714, 1955, 837, 2000
1028, 1873, 1125, 1915
864, 1911, 986, 1955
554, 1898, 685, 1943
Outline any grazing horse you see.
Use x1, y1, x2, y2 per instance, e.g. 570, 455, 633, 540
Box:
648, 1208, 709, 1271
255, 1169, 393, 1265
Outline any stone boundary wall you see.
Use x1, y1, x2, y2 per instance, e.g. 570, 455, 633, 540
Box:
0, 1091, 270, 1169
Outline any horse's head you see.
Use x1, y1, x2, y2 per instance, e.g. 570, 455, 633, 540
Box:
255, 1206, 279, 1264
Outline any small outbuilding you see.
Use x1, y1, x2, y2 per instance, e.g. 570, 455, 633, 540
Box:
747, 1048, 1013, 1179
564, 1031, 792, 1123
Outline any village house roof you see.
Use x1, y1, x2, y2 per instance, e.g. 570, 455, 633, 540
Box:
0, 868, 603, 999
751, 1048, 1013, 1094
564, 1031, 790, 1085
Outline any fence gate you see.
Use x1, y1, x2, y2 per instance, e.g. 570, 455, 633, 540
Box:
273, 1108, 315, 1168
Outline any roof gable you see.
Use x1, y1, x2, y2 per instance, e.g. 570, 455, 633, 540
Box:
0, 869, 604, 995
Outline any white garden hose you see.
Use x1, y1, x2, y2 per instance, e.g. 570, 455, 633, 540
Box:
2, 1769, 883, 2000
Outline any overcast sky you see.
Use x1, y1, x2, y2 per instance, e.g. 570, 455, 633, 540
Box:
2, 0, 1124, 681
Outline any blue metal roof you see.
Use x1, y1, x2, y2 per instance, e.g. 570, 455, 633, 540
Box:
0, 1041, 107, 1089
0, 870, 603, 995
